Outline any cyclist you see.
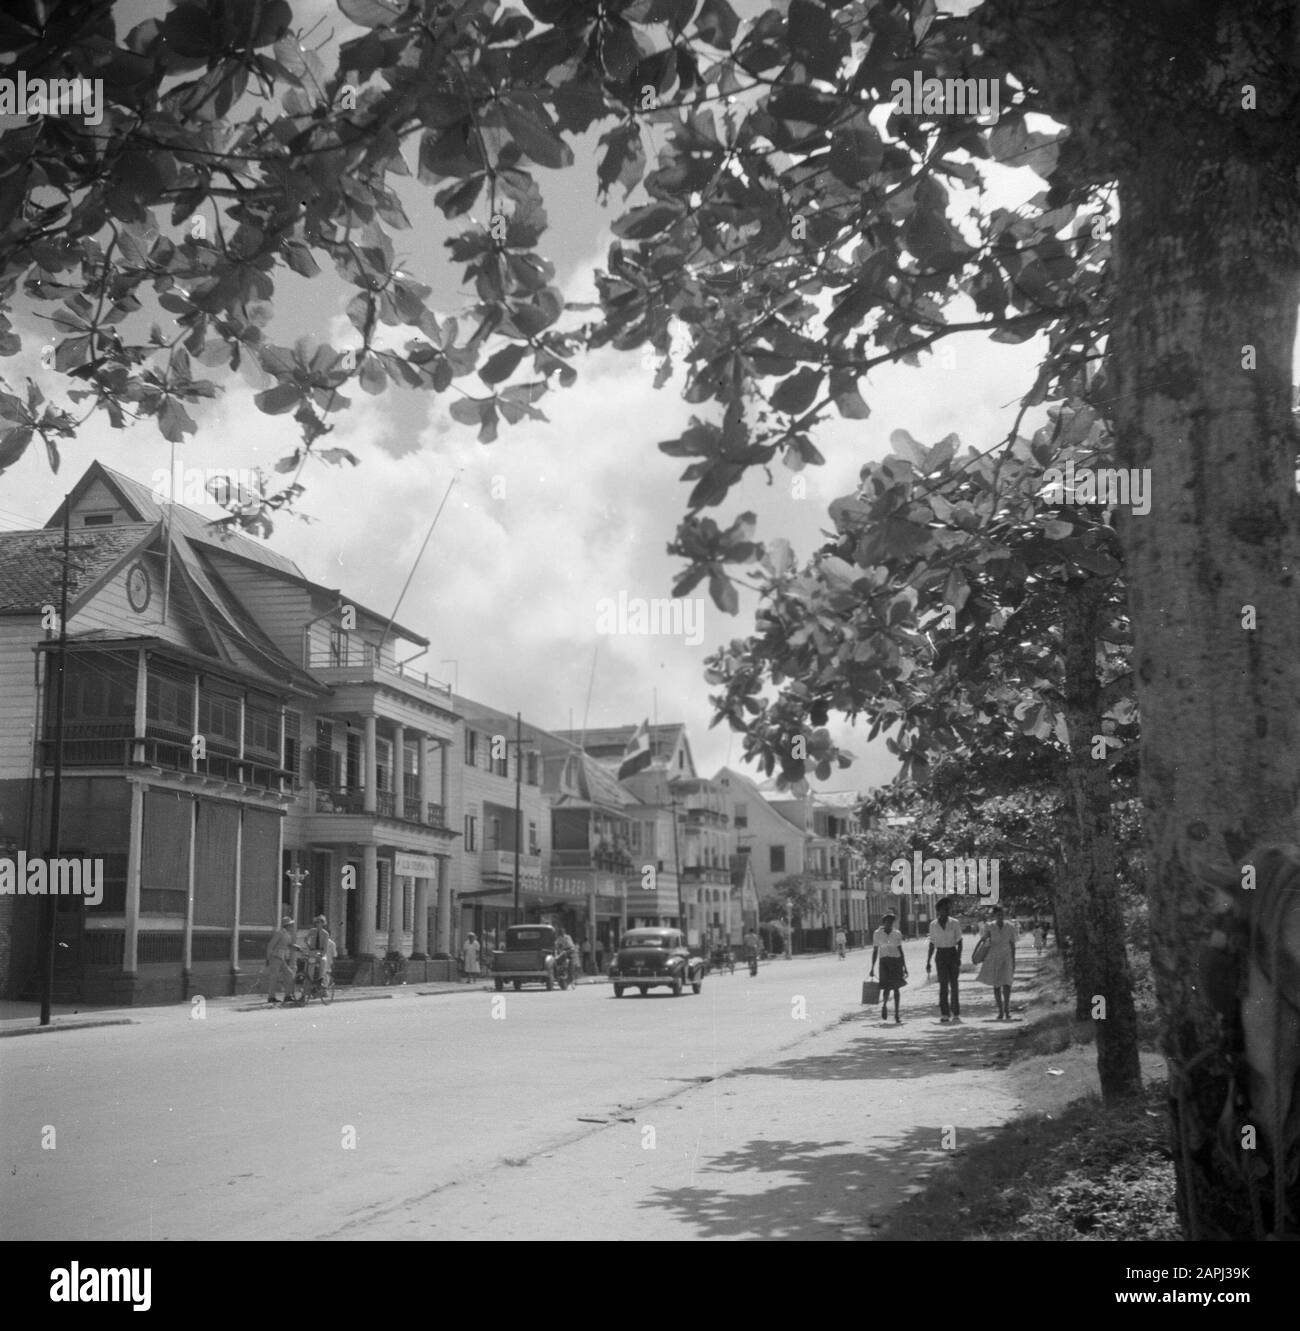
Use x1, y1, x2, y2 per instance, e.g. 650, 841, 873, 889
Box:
743, 928, 760, 972
303, 915, 335, 989
555, 928, 579, 987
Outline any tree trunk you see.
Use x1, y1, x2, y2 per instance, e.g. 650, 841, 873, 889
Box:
1060, 576, 1142, 1100
1105, 5, 1300, 1240
979, 0, 1300, 1236
1054, 812, 1093, 1020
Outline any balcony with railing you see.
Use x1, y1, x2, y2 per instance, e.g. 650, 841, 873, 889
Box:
550, 844, 634, 873
306, 639, 454, 701
680, 864, 733, 885
683, 807, 730, 828
311, 785, 446, 828
39, 728, 291, 791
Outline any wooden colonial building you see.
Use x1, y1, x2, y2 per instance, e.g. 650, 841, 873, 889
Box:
0, 463, 458, 1003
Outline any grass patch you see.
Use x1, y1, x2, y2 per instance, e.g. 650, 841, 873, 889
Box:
877, 1079, 1181, 1241
1001, 951, 1162, 1064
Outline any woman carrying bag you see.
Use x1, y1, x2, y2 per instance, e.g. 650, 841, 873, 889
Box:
869, 913, 909, 1024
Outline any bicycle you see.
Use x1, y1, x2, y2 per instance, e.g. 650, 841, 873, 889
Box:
709, 945, 735, 975
554, 951, 579, 990
291, 951, 335, 1006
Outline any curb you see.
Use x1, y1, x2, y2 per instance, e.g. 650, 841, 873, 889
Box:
237, 991, 396, 1012
0, 1017, 138, 1038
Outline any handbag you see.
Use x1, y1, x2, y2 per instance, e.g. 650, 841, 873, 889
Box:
971, 931, 991, 965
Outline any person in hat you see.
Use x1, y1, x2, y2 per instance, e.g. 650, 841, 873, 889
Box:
870, 912, 909, 1023
265, 915, 299, 1005
304, 915, 335, 982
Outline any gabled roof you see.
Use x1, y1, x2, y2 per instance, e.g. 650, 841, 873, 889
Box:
554, 723, 693, 773
538, 732, 641, 811
48, 461, 305, 578
0, 514, 319, 695
0, 524, 153, 614
45, 461, 428, 648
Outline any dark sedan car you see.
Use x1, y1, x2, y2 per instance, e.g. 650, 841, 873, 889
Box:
610, 927, 705, 997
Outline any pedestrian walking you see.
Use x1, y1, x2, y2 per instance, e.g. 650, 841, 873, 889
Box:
925, 896, 963, 1024
461, 932, 481, 984
977, 906, 1018, 1019
264, 915, 298, 1005
1033, 923, 1046, 953
870, 913, 909, 1023
834, 926, 847, 960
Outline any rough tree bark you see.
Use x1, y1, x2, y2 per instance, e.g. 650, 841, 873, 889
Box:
981, 0, 1300, 1235
1060, 575, 1142, 1100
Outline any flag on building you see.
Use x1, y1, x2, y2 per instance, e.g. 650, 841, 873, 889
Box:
617, 719, 653, 780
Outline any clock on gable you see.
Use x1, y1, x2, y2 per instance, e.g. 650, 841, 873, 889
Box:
126, 562, 152, 613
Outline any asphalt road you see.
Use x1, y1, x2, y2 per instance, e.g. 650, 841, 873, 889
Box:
2, 948, 942, 1241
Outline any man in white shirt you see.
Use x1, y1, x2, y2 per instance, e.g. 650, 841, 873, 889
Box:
926, 897, 964, 1024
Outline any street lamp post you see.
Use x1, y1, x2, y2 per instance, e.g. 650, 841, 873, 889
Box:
285, 865, 309, 923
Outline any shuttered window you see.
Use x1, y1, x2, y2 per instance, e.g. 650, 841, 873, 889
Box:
193, 801, 238, 927
240, 808, 281, 926
141, 792, 192, 915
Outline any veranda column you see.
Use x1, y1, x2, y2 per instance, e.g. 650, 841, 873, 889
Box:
387, 860, 402, 954
123, 779, 143, 978
436, 856, 451, 957
393, 723, 405, 818
363, 716, 377, 814
413, 876, 429, 957
360, 844, 378, 957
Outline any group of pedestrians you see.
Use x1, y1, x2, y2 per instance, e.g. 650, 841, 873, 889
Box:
263, 914, 336, 1005
868, 899, 1019, 1025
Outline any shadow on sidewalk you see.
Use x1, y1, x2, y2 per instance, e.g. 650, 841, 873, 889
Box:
636, 1124, 1001, 1241
728, 1022, 1021, 1083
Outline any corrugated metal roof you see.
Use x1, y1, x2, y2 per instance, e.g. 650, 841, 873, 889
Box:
86, 464, 305, 578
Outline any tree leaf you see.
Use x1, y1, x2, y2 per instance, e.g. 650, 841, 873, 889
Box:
254, 382, 303, 414
0, 426, 33, 475
611, 201, 683, 240
500, 97, 574, 170
339, 0, 406, 28
770, 367, 823, 416
480, 343, 527, 385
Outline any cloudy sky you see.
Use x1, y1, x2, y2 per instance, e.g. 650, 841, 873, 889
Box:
1, 0, 1048, 796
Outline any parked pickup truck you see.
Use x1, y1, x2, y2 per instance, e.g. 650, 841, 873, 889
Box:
491, 924, 562, 992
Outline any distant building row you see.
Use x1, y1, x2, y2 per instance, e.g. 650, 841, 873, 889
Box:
0, 464, 884, 1005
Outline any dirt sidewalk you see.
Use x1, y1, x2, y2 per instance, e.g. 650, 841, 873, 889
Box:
340, 952, 1158, 1241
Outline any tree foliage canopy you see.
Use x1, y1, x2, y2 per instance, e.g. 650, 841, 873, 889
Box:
3, 0, 1299, 1238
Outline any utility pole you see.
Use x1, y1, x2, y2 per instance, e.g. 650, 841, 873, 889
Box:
669, 788, 686, 942
513, 711, 522, 925
40, 498, 71, 1026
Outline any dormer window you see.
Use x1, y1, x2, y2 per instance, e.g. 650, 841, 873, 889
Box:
82, 513, 114, 526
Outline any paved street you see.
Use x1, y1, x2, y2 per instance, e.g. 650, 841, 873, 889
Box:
2, 943, 1060, 1241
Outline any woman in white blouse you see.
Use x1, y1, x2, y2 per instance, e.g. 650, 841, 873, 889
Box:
870, 913, 909, 1023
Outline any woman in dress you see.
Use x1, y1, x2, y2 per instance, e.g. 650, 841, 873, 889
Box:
977, 907, 1018, 1019
870, 913, 909, 1024
461, 932, 480, 984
